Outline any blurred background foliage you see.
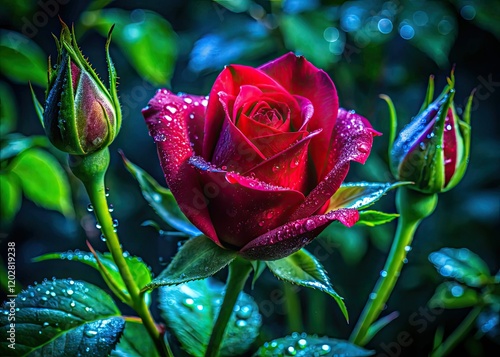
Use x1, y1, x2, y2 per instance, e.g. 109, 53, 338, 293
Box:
0, 0, 499, 356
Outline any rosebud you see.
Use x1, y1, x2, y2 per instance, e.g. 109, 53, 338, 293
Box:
32, 20, 121, 155
389, 73, 472, 194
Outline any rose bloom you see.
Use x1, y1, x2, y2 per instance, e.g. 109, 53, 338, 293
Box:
143, 53, 380, 260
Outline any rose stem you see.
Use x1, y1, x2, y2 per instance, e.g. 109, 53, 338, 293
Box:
431, 306, 482, 357
205, 257, 253, 357
350, 187, 438, 346
69, 149, 171, 357
284, 282, 303, 332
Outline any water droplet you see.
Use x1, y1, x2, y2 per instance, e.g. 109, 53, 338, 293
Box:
370, 292, 377, 299
419, 142, 426, 150
201, 99, 208, 106
265, 210, 274, 219
450, 284, 464, 297
85, 347, 90, 353
272, 164, 280, 172
196, 304, 204, 311
70, 301, 76, 308
404, 245, 412, 252
154, 133, 167, 142
304, 219, 315, 231
320, 344, 332, 355
358, 142, 370, 154
285, 346, 297, 355
105, 188, 110, 197
101, 234, 107, 242
166, 105, 177, 114
184, 97, 193, 104
297, 339, 307, 349
235, 319, 247, 327
183, 298, 194, 308
380, 270, 388, 277
108, 204, 114, 212
43, 322, 50, 327
67, 289, 74, 296
189, 113, 195, 119
96, 222, 102, 230
258, 221, 265, 227
290, 159, 300, 168
85, 330, 98, 337
236, 305, 252, 319
87, 204, 93, 212
112, 219, 119, 228
403, 258, 409, 264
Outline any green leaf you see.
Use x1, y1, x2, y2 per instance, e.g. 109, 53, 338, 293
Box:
429, 247, 493, 287
356, 210, 399, 227
0, 134, 49, 161
0, 81, 16, 135
111, 319, 159, 357
0, 279, 124, 356
266, 248, 348, 321
82, 9, 177, 86
253, 333, 375, 356
429, 282, 481, 309
0, 30, 47, 86
9, 148, 73, 218
33, 250, 152, 304
280, 12, 337, 69
121, 152, 201, 237
159, 278, 261, 357
0, 173, 21, 226
145, 235, 237, 290
327, 181, 410, 211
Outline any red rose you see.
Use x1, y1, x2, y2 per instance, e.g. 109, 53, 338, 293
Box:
143, 53, 380, 260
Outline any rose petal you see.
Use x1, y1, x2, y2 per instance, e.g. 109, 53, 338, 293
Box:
142, 89, 220, 244
288, 108, 380, 220
189, 155, 305, 248
250, 131, 305, 158
259, 53, 339, 179
239, 208, 359, 260
203, 64, 290, 159
211, 92, 267, 172
243, 130, 322, 191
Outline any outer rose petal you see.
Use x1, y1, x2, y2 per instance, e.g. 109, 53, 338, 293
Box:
259, 53, 339, 180
239, 208, 359, 260
289, 108, 381, 221
189, 155, 305, 248
203, 64, 291, 159
142, 89, 220, 244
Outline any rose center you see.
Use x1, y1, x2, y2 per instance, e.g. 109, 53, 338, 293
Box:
253, 107, 283, 127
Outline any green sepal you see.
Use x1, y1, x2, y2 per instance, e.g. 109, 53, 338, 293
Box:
105, 24, 122, 134
143, 235, 237, 290
379, 94, 397, 165
29, 82, 44, 128
327, 181, 411, 211
266, 248, 348, 322
418, 74, 435, 114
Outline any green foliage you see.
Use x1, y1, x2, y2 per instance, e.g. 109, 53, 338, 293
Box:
121, 153, 201, 236
33, 250, 152, 305
111, 319, 159, 357
429, 282, 481, 309
6, 148, 73, 218
0, 30, 47, 86
82, 9, 177, 86
0, 173, 21, 226
253, 332, 375, 357
429, 247, 493, 287
0, 134, 48, 161
0, 279, 124, 356
145, 235, 237, 290
266, 248, 348, 321
0, 81, 16, 135
159, 278, 261, 356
